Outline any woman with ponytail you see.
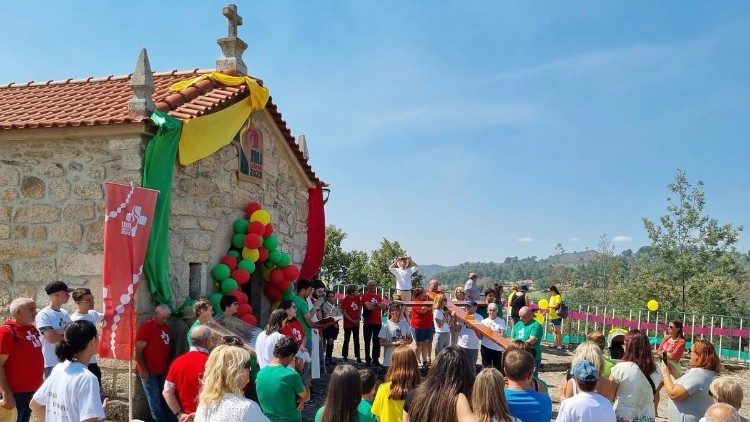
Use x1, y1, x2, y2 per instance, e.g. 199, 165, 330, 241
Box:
29, 320, 105, 421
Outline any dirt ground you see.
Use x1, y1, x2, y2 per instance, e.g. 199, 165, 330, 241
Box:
304, 332, 750, 421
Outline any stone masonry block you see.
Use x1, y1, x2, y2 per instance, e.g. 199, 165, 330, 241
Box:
40, 163, 65, 177
15, 258, 57, 283
49, 222, 82, 243
63, 202, 96, 221
0, 264, 12, 283
0, 225, 8, 239
0, 207, 10, 222
14, 204, 61, 223
0, 242, 55, 259
184, 231, 212, 251
73, 182, 103, 200
58, 252, 103, 276
47, 179, 71, 200
31, 226, 47, 241
0, 165, 19, 186
13, 226, 28, 239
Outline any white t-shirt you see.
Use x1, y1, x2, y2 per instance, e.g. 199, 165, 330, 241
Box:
32, 360, 105, 421
195, 393, 269, 422
389, 267, 415, 290
480, 317, 506, 351
457, 313, 482, 350
433, 309, 450, 333
610, 361, 662, 420
378, 319, 412, 366
255, 331, 286, 368
555, 391, 616, 422
35, 306, 72, 368
70, 310, 104, 364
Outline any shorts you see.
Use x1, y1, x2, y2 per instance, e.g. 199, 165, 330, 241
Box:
550, 317, 563, 326
414, 327, 434, 342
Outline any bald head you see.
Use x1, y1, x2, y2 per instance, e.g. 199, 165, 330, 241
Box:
520, 306, 533, 322
190, 325, 213, 349
704, 403, 741, 422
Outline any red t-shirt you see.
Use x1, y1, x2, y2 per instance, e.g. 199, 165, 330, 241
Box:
360, 293, 384, 325
0, 320, 44, 393
411, 306, 434, 330
165, 349, 209, 414
280, 319, 305, 347
136, 319, 171, 375
340, 295, 362, 329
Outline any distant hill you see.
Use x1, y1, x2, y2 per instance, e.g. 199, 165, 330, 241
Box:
417, 264, 449, 280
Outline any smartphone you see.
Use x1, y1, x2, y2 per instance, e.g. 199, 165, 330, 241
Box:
661, 351, 668, 362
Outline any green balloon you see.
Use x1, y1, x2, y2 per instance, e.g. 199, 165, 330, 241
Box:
282, 283, 296, 300
238, 259, 256, 273
277, 253, 292, 267
263, 234, 279, 250
233, 218, 249, 234
221, 278, 239, 294
209, 293, 223, 313
231, 233, 245, 249
227, 249, 240, 258
268, 250, 283, 265
212, 264, 231, 281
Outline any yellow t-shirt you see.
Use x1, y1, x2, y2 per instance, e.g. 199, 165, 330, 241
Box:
371, 382, 405, 422
548, 294, 563, 319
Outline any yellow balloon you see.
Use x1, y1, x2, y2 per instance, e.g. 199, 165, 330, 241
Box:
242, 247, 260, 262
647, 299, 659, 312
538, 299, 549, 310
250, 209, 271, 225
261, 267, 273, 281
534, 312, 545, 324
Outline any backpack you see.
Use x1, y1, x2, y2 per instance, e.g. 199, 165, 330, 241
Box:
557, 301, 569, 319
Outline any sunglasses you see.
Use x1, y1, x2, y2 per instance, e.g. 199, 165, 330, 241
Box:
223, 336, 245, 347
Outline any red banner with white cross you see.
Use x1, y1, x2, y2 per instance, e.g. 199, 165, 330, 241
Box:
98, 182, 158, 360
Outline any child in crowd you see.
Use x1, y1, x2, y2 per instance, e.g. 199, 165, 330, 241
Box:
359, 369, 378, 410
315, 364, 374, 422
457, 300, 482, 373
410, 287, 434, 369
341, 284, 362, 363
432, 293, 451, 358
70, 288, 104, 386
378, 302, 413, 368
372, 346, 421, 422
320, 290, 341, 365
472, 367, 519, 422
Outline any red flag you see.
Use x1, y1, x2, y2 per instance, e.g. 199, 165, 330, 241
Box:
98, 182, 158, 360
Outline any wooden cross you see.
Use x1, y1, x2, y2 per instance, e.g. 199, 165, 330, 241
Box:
223, 4, 243, 38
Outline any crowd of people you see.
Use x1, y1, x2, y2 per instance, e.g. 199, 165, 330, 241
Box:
0, 267, 748, 422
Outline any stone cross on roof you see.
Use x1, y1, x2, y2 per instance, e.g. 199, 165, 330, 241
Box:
216, 3, 248, 75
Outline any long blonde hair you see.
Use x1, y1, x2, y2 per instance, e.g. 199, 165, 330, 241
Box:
432, 293, 446, 310
571, 341, 604, 373
472, 368, 514, 422
198, 345, 250, 408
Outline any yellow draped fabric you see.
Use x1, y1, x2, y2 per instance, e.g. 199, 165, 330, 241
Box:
170, 72, 271, 165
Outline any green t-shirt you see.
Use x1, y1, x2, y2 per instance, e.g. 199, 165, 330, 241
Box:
292, 294, 312, 339
314, 399, 376, 422
602, 355, 615, 378
512, 319, 543, 361
256, 364, 306, 421
186, 319, 201, 347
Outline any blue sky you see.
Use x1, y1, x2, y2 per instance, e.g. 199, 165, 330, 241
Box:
2, 2, 748, 265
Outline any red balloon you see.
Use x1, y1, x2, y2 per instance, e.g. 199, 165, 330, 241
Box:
282, 264, 300, 282
249, 221, 266, 236
278, 278, 291, 294
220, 255, 237, 270
245, 202, 262, 217
237, 303, 252, 317
264, 284, 282, 302
264, 223, 274, 236
228, 290, 248, 304
241, 314, 257, 326
257, 247, 269, 263
270, 268, 285, 285
231, 269, 251, 286
243, 233, 263, 249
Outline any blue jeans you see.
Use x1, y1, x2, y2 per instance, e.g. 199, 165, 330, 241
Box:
14, 392, 34, 422
140, 374, 176, 422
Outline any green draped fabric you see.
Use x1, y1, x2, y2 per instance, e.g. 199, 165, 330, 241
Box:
142, 110, 182, 305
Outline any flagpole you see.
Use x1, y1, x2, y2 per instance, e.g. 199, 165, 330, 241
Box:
128, 359, 133, 422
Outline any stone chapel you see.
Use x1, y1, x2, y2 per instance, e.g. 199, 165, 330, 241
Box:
0, 4, 323, 420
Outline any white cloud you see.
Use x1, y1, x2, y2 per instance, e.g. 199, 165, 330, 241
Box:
516, 237, 533, 243
613, 236, 633, 242
570, 237, 580, 242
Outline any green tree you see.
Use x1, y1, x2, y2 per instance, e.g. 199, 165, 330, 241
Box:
320, 225, 352, 285
642, 170, 744, 310
345, 250, 370, 286
367, 238, 407, 287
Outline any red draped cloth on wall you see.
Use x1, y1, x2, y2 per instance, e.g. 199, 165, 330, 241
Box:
299, 185, 325, 280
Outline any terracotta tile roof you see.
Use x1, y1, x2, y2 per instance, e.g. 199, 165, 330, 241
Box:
0, 69, 320, 183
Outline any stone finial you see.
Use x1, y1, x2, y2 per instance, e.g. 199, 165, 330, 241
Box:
216, 3, 248, 75
297, 134, 309, 160
128, 48, 155, 117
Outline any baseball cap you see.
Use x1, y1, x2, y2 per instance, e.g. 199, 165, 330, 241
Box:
45, 281, 73, 295
467, 300, 478, 307
571, 360, 599, 381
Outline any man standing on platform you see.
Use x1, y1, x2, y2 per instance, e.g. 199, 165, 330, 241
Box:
464, 272, 481, 302
35, 281, 73, 379
389, 256, 417, 301
361, 281, 388, 367
511, 306, 543, 377
136, 304, 175, 422
0, 298, 43, 422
